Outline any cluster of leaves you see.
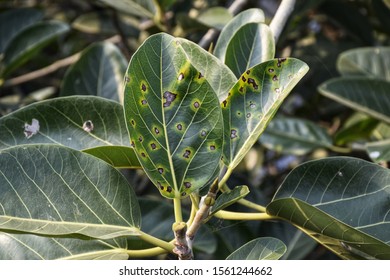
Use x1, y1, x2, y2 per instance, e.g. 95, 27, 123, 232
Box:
0, 0, 389, 260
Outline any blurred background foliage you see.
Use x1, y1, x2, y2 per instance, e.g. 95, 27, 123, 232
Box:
0, 0, 389, 259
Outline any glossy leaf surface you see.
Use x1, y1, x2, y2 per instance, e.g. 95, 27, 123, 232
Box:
82, 146, 141, 168
226, 237, 286, 260
124, 33, 224, 199
221, 58, 309, 169
1, 20, 69, 77
0, 145, 141, 239
61, 42, 127, 103
214, 8, 265, 62
0, 96, 130, 151
210, 186, 249, 216
318, 78, 390, 123
224, 23, 275, 78
268, 157, 390, 259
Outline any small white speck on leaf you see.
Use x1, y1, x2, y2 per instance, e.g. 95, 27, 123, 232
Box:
369, 151, 380, 159
24, 118, 40, 139
83, 120, 94, 132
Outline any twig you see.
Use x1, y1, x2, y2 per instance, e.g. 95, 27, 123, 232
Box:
2, 35, 121, 88
198, 0, 249, 49
172, 222, 192, 260
269, 0, 296, 43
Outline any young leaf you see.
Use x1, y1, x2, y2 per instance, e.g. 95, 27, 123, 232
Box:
226, 237, 287, 260
259, 117, 333, 155
82, 146, 141, 169
0, 145, 141, 239
124, 33, 224, 199
0, 96, 131, 150
222, 58, 309, 169
210, 185, 249, 216
214, 8, 265, 62
267, 157, 390, 259
1, 20, 69, 78
224, 23, 275, 78
318, 77, 390, 123
60, 42, 127, 103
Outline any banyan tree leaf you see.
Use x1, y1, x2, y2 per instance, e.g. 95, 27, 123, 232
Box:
0, 144, 141, 239
366, 139, 390, 162
267, 157, 390, 259
124, 33, 224, 199
196, 7, 232, 30
214, 8, 265, 63
0, 96, 130, 151
82, 146, 141, 169
210, 185, 249, 216
60, 42, 127, 103
98, 0, 155, 19
221, 58, 309, 169
226, 237, 287, 260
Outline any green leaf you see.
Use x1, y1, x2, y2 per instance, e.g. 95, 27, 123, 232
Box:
177, 38, 236, 102
366, 139, 390, 162
98, 0, 155, 19
267, 157, 390, 259
1, 20, 69, 78
60, 42, 127, 102
124, 33, 224, 199
196, 7, 232, 30
337, 47, 390, 81
0, 96, 130, 151
0, 144, 141, 239
82, 146, 141, 168
226, 237, 287, 260
0, 8, 43, 53
224, 23, 275, 78
260, 117, 332, 155
214, 8, 265, 62
318, 78, 390, 124
0, 233, 129, 260
222, 58, 309, 169
210, 186, 249, 216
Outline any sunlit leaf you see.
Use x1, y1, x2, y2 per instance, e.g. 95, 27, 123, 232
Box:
222, 58, 309, 169
267, 157, 390, 259
82, 146, 141, 168
214, 8, 265, 62
210, 186, 249, 216
196, 7, 232, 30
61, 42, 127, 103
0, 144, 141, 239
0, 96, 130, 150
124, 33, 224, 199
260, 117, 332, 155
1, 20, 69, 78
226, 237, 286, 260
318, 77, 390, 123
337, 47, 390, 81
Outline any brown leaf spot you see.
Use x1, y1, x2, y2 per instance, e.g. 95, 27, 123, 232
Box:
163, 91, 177, 107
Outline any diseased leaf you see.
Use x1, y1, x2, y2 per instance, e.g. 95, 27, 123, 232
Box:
60, 42, 127, 103
0, 96, 130, 150
0, 145, 141, 239
82, 146, 141, 168
267, 157, 390, 259
366, 139, 390, 162
124, 33, 224, 199
214, 8, 265, 62
1, 20, 69, 78
260, 117, 332, 155
210, 186, 249, 216
318, 78, 390, 123
226, 237, 286, 260
0, 8, 43, 53
224, 23, 275, 78
222, 58, 309, 169
337, 47, 390, 81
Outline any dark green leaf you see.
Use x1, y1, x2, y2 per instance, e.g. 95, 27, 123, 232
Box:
1, 20, 69, 78
214, 8, 265, 62
83, 146, 141, 168
0, 8, 43, 53
0, 96, 130, 150
222, 58, 309, 169
196, 7, 232, 30
60, 42, 127, 102
210, 186, 249, 216
260, 117, 332, 155
0, 145, 141, 239
124, 33, 224, 199
318, 78, 390, 123
267, 157, 390, 259
337, 47, 390, 81
226, 237, 286, 260
224, 23, 275, 78
366, 139, 390, 162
